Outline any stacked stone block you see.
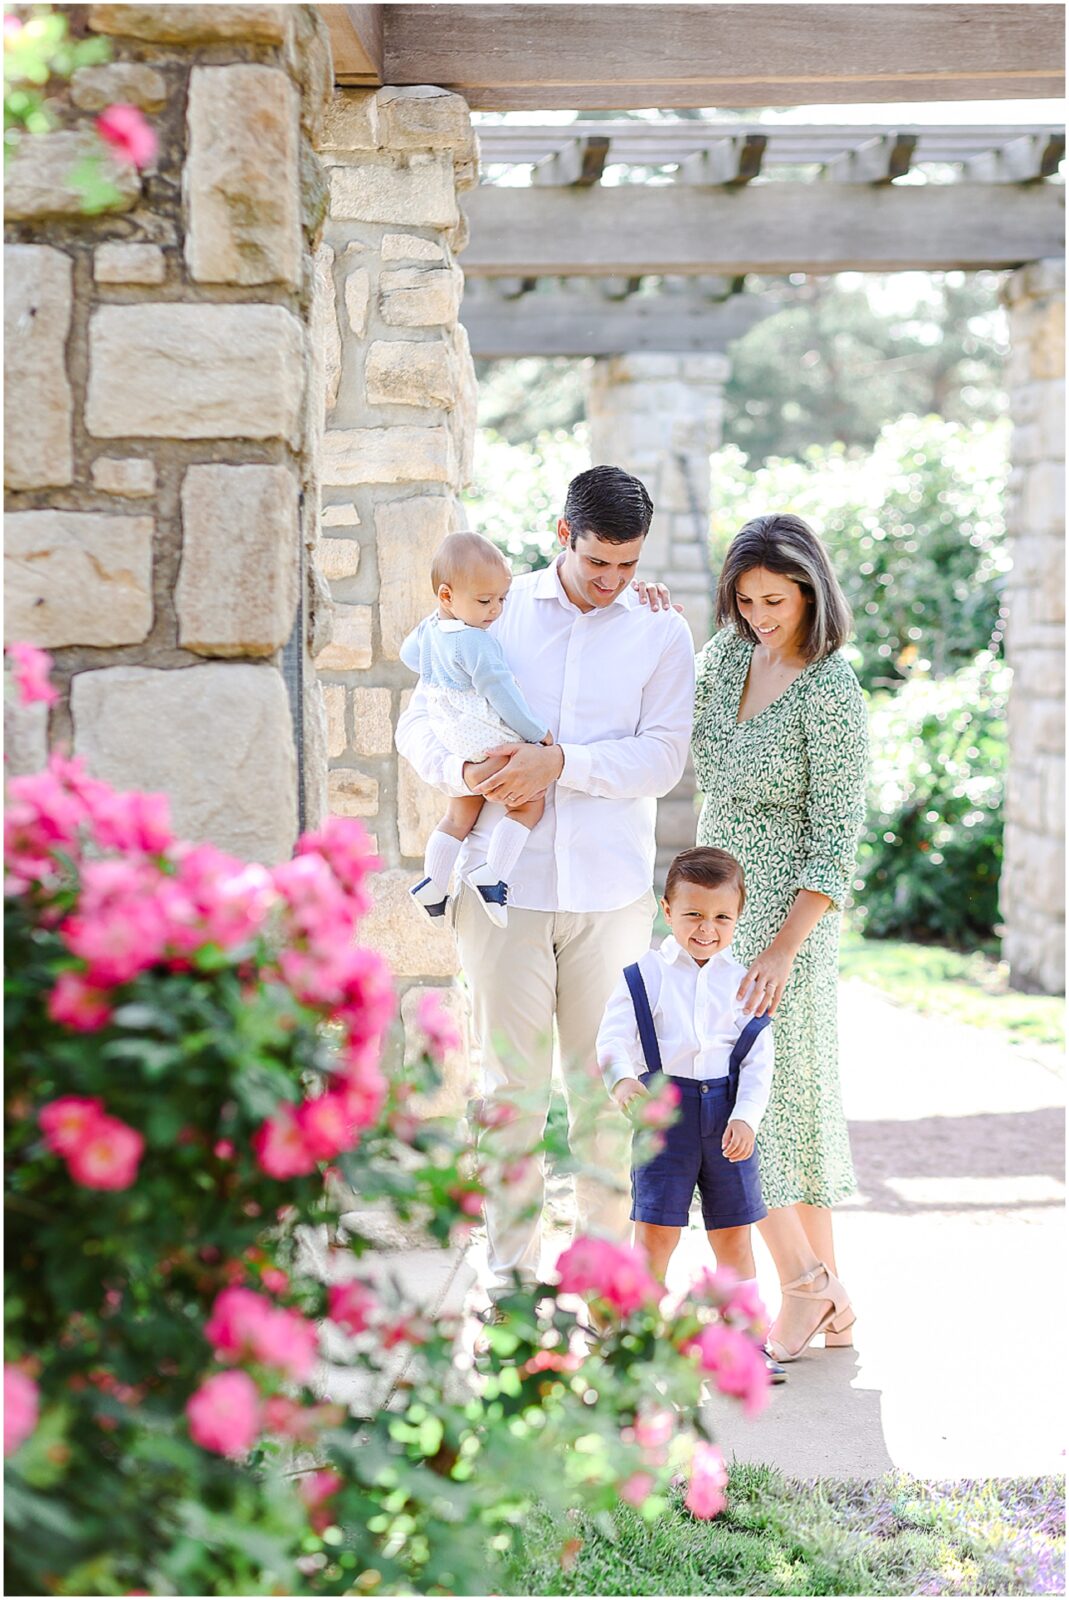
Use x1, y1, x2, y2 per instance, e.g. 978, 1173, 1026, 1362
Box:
314, 86, 480, 1098
3, 3, 333, 864
1001, 259, 1065, 994
587, 352, 730, 875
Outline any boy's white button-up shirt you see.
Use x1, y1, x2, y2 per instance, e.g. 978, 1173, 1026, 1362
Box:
596, 937, 775, 1134
395, 555, 695, 914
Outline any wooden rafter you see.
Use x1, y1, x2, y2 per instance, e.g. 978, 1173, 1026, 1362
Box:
820, 133, 918, 184
461, 182, 1066, 276
676, 135, 767, 187
320, 4, 383, 83
371, 4, 1064, 108
532, 136, 611, 188
462, 281, 774, 358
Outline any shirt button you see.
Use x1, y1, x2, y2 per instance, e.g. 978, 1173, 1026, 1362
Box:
700, 1084, 708, 1094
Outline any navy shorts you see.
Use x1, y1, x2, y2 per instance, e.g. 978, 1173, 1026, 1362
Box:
630, 1073, 767, 1231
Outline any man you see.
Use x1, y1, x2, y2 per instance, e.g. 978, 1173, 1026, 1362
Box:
396, 465, 695, 1303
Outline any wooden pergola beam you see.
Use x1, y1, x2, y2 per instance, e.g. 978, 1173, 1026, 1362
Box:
965, 131, 1067, 184
462, 285, 774, 359
321, 4, 384, 83
821, 133, 917, 184
532, 136, 611, 188
461, 183, 1065, 276
676, 135, 767, 187
373, 4, 1064, 109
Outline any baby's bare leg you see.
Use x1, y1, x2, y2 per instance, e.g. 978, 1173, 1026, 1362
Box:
439, 793, 485, 841
506, 792, 545, 830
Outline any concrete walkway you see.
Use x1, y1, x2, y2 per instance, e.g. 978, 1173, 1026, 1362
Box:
333, 981, 1065, 1480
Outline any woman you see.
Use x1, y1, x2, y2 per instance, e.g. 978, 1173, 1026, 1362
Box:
692, 513, 868, 1362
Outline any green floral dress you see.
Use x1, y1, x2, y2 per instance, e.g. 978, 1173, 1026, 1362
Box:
692, 629, 868, 1209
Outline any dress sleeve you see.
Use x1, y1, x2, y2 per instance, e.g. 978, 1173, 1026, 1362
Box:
399, 618, 424, 675
693, 627, 731, 725
797, 660, 869, 911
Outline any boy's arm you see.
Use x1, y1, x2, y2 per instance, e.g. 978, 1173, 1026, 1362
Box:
596, 972, 647, 1097
462, 632, 549, 745
556, 619, 695, 801
730, 1022, 774, 1135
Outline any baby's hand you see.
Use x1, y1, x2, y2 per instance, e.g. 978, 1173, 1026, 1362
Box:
612, 1077, 649, 1115
540, 731, 554, 746
722, 1119, 755, 1162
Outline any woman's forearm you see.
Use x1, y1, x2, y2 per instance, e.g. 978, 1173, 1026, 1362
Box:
770, 889, 833, 958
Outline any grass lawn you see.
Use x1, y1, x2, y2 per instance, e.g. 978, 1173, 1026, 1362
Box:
838, 927, 1064, 1051
502, 1467, 1065, 1597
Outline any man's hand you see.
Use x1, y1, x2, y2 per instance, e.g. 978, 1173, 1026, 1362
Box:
612, 1077, 650, 1114
722, 1119, 755, 1162
632, 578, 685, 615
475, 742, 564, 807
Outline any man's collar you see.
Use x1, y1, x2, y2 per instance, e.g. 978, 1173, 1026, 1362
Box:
535, 553, 636, 613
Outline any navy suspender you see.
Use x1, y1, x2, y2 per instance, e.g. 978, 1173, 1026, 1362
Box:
622, 961, 772, 1098
623, 962, 662, 1075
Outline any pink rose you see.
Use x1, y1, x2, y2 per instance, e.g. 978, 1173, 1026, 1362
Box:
4, 1366, 39, 1456
186, 1370, 261, 1457
684, 1322, 770, 1417
252, 1306, 318, 1383
39, 1096, 104, 1157
684, 1441, 728, 1520
96, 103, 156, 169
634, 1405, 676, 1462
296, 815, 380, 908
619, 1470, 655, 1507
205, 1288, 317, 1382
298, 1467, 344, 1533
252, 1106, 317, 1180
634, 1078, 681, 1130
86, 789, 172, 857
328, 1279, 376, 1335
260, 1267, 289, 1296
47, 972, 113, 1033
414, 990, 462, 1061
295, 1092, 353, 1162
555, 1236, 660, 1318
65, 1114, 144, 1190
6, 642, 58, 706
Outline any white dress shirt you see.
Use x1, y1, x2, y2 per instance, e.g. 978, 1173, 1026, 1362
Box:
395, 555, 696, 913
596, 936, 775, 1134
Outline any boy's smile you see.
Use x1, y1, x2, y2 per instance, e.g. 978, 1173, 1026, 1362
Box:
661, 880, 742, 964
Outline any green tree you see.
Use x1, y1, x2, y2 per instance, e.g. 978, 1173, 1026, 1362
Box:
709, 414, 1010, 691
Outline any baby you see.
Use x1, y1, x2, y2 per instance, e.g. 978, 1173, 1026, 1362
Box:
400, 532, 552, 928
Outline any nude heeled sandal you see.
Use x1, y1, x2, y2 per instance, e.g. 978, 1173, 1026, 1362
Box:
765, 1263, 856, 1363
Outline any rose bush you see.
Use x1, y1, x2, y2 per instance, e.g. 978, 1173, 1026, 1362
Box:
4, 648, 768, 1596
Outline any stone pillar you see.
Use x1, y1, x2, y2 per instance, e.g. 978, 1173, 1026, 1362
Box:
314, 86, 479, 1100
587, 352, 729, 876
1000, 260, 1065, 994
3, 2, 333, 864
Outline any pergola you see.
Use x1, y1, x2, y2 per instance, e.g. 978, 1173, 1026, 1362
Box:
309, 1, 1066, 993
321, 4, 1064, 107
460, 121, 1065, 356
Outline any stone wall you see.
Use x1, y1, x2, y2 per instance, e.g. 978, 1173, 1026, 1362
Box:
587, 352, 729, 875
4, 3, 332, 862
1001, 259, 1065, 994
313, 86, 479, 1095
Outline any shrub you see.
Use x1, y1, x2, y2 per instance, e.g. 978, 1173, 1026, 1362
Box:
4, 648, 768, 1597
709, 415, 1010, 693
854, 652, 1008, 948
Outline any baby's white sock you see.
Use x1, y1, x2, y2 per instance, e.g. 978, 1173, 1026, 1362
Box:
425, 829, 462, 894
485, 817, 530, 882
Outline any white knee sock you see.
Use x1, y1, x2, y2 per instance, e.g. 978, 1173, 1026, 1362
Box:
425, 829, 462, 893
485, 817, 530, 881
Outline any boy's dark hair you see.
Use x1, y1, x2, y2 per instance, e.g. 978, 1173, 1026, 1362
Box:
664, 847, 746, 912
562, 465, 654, 546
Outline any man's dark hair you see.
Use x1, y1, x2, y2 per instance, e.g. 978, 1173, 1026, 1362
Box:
664, 846, 746, 912
562, 465, 654, 545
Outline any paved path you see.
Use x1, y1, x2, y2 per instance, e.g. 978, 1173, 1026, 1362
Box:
336, 982, 1065, 1480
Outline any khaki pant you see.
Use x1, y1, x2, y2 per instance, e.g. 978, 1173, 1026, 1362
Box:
455, 885, 656, 1295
